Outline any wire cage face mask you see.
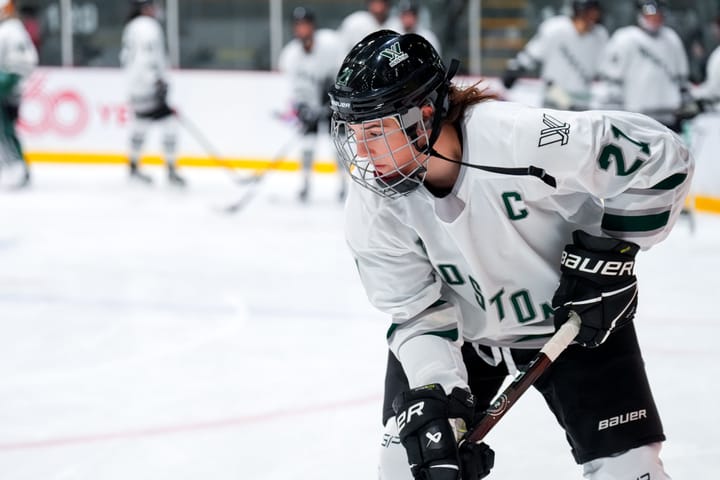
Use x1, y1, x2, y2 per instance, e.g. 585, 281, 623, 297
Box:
331, 106, 431, 199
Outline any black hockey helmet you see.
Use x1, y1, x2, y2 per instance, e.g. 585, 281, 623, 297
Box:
636, 0, 666, 15
291, 6, 315, 24
126, 0, 155, 22
572, 0, 601, 16
329, 30, 460, 198
329, 30, 454, 125
397, 0, 419, 15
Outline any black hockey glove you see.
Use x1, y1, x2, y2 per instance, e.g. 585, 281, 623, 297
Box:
501, 59, 523, 89
393, 384, 494, 480
552, 230, 640, 348
295, 103, 320, 133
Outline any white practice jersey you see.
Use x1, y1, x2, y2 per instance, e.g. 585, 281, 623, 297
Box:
346, 100, 692, 392
516, 16, 607, 108
338, 11, 392, 55
119, 15, 169, 113
693, 45, 720, 102
595, 25, 688, 119
278, 29, 344, 112
384, 18, 442, 55
0, 17, 38, 101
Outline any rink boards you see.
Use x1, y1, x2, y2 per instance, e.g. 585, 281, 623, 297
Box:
19, 67, 720, 213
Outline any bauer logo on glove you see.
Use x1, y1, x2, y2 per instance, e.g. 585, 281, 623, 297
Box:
552, 230, 640, 348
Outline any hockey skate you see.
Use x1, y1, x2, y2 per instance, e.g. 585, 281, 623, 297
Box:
168, 166, 187, 187
298, 180, 310, 203
11, 167, 31, 189
16, 168, 31, 189
680, 207, 696, 234
129, 163, 153, 184
338, 181, 347, 202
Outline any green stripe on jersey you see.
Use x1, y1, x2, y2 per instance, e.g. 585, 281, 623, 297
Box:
385, 300, 449, 339
426, 329, 459, 341
386, 326, 459, 342
651, 173, 687, 190
602, 211, 670, 232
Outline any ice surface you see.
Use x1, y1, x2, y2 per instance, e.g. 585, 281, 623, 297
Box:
0, 164, 717, 479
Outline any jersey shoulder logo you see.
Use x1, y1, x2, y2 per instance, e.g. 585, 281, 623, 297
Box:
538, 113, 570, 147
380, 42, 409, 67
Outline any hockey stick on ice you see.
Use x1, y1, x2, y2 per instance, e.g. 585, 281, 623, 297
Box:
466, 312, 581, 444
175, 110, 297, 185
231, 132, 299, 186
174, 110, 245, 181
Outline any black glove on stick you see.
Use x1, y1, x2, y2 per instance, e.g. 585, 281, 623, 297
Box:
393, 384, 494, 480
552, 230, 640, 347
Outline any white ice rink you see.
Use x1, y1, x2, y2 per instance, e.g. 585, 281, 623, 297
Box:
0, 164, 718, 479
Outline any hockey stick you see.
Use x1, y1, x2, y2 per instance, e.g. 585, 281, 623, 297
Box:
231, 132, 299, 186
467, 312, 581, 444
175, 110, 297, 185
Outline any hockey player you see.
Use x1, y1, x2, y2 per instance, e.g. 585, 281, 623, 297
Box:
329, 30, 692, 479
0, 0, 37, 188
502, 0, 607, 110
693, 42, 720, 105
120, 0, 185, 186
384, 1, 442, 55
593, 0, 690, 131
278, 7, 346, 202
338, 0, 393, 54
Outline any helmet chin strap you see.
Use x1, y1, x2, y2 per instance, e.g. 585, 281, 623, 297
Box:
423, 59, 460, 155
420, 58, 558, 190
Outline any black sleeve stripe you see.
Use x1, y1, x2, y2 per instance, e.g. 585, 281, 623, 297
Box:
426, 329, 459, 342
385, 300, 452, 340
650, 173, 688, 190
601, 211, 670, 232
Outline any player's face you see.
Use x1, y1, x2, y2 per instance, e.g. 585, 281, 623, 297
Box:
583, 6, 602, 26
642, 12, 663, 31
293, 20, 314, 43
368, 0, 389, 22
400, 11, 418, 31
349, 117, 418, 176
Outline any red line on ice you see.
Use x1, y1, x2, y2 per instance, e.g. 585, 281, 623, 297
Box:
0, 394, 381, 451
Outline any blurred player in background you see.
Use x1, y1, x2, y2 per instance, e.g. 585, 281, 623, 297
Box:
593, 0, 695, 229
692, 16, 720, 106
338, 0, 393, 54
0, 0, 37, 189
385, 1, 442, 55
593, 0, 690, 131
278, 7, 346, 202
502, 0, 607, 110
120, 0, 185, 186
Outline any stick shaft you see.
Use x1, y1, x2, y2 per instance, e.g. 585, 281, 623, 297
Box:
468, 313, 580, 443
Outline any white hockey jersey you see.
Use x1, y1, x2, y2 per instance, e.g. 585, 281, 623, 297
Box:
345, 100, 692, 392
594, 25, 688, 123
693, 45, 720, 102
0, 17, 38, 102
119, 15, 169, 114
383, 17, 442, 55
515, 16, 608, 109
338, 11, 392, 54
278, 29, 345, 113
